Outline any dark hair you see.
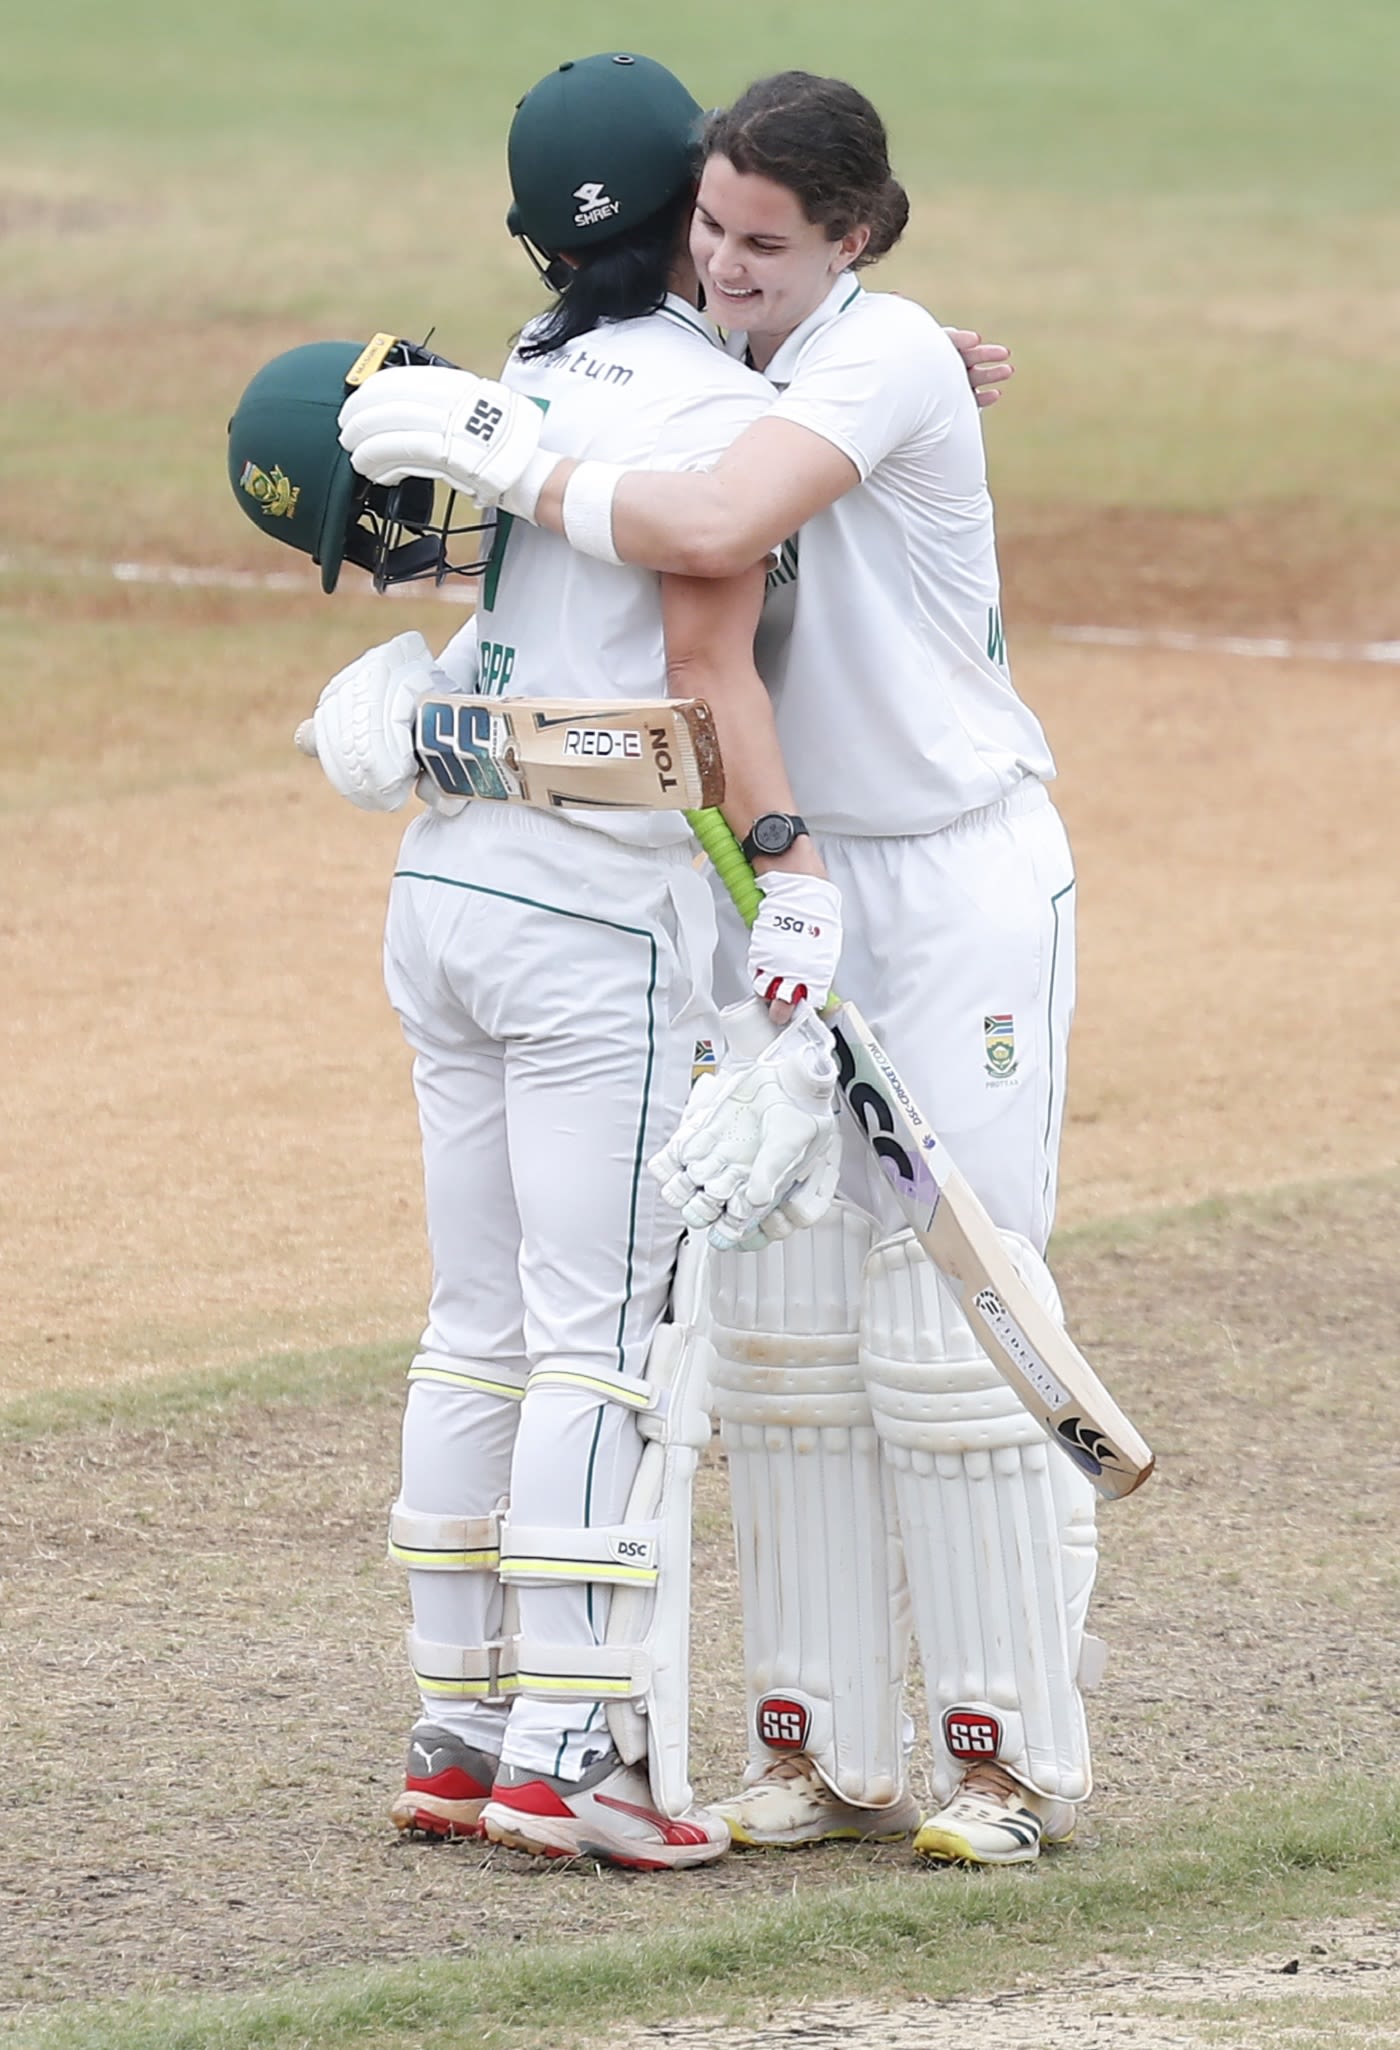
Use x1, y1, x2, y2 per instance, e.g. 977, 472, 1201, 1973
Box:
701, 72, 909, 266
516, 185, 693, 359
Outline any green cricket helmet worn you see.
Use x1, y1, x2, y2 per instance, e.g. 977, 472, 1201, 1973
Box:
506, 52, 702, 264
227, 335, 492, 593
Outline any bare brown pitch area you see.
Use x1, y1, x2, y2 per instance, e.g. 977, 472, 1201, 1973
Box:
1, 612, 1395, 1396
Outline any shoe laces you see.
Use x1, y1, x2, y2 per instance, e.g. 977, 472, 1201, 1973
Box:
959, 1760, 1027, 1804
760, 1755, 824, 1789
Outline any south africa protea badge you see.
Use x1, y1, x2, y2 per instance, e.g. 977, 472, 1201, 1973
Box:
984, 1013, 1017, 1078
239, 460, 300, 520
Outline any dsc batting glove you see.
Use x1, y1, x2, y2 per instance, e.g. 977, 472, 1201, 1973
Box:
747, 872, 843, 1009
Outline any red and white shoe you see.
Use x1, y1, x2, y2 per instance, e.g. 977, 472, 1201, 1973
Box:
390, 1722, 497, 1840
481, 1752, 730, 1871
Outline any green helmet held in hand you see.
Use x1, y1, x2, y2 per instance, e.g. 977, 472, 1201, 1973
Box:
226, 334, 493, 593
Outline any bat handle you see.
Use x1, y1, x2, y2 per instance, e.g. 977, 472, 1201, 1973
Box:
294, 718, 319, 759
686, 807, 762, 928
686, 806, 843, 1015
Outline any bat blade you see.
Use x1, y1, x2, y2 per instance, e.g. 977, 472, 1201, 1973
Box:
294, 695, 724, 813
827, 997, 1154, 1500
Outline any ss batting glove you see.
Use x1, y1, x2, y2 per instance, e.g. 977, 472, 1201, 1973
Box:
337, 365, 554, 515
746, 871, 843, 1009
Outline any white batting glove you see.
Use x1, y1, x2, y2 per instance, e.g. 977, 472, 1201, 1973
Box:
747, 872, 843, 1010
338, 366, 552, 515
649, 1002, 840, 1250
649, 999, 771, 1206
731, 1123, 844, 1250
311, 631, 438, 813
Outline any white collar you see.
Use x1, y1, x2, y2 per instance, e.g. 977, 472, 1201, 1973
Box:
728, 273, 865, 385
655, 292, 724, 347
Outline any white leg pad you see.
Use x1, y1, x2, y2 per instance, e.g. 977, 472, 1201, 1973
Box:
710, 1200, 911, 1807
861, 1228, 1100, 1805
498, 1238, 714, 1818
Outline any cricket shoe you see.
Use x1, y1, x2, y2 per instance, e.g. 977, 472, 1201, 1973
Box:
912, 1760, 1075, 1867
390, 1721, 497, 1840
715, 1755, 922, 1848
480, 1751, 730, 1871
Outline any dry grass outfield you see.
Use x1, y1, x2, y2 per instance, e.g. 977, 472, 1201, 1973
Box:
3, 1172, 1398, 2020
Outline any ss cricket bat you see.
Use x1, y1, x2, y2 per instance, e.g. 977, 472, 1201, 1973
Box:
688, 806, 1154, 1503
295, 695, 724, 812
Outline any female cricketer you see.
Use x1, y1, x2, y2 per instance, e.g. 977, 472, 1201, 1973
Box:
340, 65, 1102, 1870
316, 54, 844, 1871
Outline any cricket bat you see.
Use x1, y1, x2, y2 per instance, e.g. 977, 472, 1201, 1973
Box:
688, 806, 1154, 1503
295, 695, 724, 812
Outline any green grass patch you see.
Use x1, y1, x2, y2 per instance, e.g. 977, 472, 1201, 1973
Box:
2, 0, 1398, 563
0, 1337, 408, 1440
7, 1776, 1400, 2050
7, 0, 1398, 204
1051, 1162, 1400, 1256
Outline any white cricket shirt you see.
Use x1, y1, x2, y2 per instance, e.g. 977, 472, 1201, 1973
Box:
748, 277, 1055, 836
474, 294, 771, 845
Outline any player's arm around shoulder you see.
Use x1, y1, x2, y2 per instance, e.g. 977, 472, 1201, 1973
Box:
544, 302, 956, 580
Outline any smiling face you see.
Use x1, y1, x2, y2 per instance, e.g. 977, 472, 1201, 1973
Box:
689, 153, 871, 368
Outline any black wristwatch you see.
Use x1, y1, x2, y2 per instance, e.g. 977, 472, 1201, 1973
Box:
740, 812, 810, 862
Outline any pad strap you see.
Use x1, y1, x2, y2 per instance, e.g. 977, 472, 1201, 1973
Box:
526, 1362, 661, 1412
406, 1627, 519, 1702
514, 1638, 652, 1701
407, 1353, 528, 1402
388, 1505, 501, 1571
499, 1519, 661, 1587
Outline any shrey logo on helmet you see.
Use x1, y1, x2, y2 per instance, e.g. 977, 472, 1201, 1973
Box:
506, 52, 703, 268
573, 180, 621, 228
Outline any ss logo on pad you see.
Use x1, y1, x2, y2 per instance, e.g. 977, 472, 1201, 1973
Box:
757, 1695, 810, 1751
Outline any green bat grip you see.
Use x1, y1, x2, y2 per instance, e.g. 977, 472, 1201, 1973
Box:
687, 807, 841, 1011
686, 807, 763, 928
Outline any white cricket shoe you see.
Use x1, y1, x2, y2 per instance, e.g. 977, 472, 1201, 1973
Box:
715, 1755, 922, 1848
913, 1760, 1076, 1866
480, 1751, 730, 1872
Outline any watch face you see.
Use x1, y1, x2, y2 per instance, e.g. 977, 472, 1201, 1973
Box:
753, 814, 794, 854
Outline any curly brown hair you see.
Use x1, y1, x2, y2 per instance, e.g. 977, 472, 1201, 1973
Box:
701, 72, 909, 266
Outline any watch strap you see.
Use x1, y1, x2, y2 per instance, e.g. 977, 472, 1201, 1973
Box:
740, 812, 809, 863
